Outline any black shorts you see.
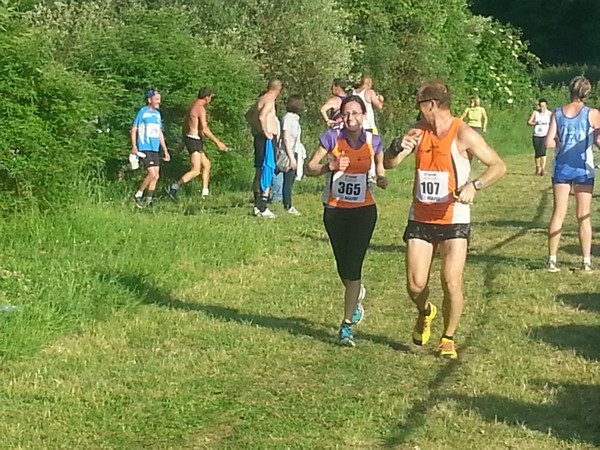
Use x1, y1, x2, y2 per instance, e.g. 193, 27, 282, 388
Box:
184, 135, 204, 155
532, 136, 546, 158
253, 133, 277, 168
402, 220, 470, 244
140, 151, 160, 169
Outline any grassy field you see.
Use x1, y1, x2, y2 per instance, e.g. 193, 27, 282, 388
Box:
0, 111, 599, 449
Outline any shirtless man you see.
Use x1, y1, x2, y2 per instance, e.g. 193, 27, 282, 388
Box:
245, 79, 282, 218
320, 78, 348, 128
166, 87, 228, 201
352, 75, 384, 134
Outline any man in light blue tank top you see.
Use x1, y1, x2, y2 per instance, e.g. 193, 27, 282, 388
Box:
545, 76, 600, 273
131, 90, 170, 208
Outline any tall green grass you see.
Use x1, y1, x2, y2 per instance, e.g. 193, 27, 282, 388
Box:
0, 107, 598, 448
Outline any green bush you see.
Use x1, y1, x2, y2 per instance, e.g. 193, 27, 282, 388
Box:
0, 5, 106, 211
0, 0, 542, 210
30, 1, 263, 187
340, 0, 538, 116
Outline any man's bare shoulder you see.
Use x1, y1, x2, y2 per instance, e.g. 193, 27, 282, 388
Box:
456, 120, 490, 153
188, 99, 204, 114
258, 92, 275, 108
456, 120, 477, 140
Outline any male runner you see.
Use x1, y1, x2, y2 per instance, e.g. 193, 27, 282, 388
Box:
131, 90, 170, 208
352, 75, 384, 134
384, 81, 506, 359
166, 87, 228, 200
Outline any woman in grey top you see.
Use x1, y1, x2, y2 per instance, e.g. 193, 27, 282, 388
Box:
280, 95, 306, 215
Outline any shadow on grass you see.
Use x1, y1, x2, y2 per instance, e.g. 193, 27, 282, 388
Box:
384, 190, 554, 446
109, 273, 409, 352
484, 187, 550, 253
556, 292, 600, 313
533, 324, 600, 362
561, 243, 600, 257
451, 382, 600, 446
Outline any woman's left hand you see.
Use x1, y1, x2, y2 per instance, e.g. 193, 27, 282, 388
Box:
376, 175, 388, 189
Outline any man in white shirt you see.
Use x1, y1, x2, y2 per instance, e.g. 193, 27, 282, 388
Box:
352, 75, 384, 134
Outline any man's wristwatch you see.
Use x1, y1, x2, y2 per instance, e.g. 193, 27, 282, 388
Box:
472, 179, 483, 190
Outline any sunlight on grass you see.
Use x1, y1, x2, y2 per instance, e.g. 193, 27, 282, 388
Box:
0, 113, 598, 448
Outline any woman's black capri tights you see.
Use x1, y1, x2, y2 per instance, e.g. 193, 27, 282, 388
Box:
323, 204, 377, 281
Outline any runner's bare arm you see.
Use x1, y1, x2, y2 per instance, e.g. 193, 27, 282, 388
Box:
482, 108, 488, 132
306, 146, 330, 176
527, 110, 536, 126
589, 108, 600, 147
459, 124, 506, 190
320, 97, 339, 125
159, 131, 170, 161
544, 114, 558, 149
199, 107, 227, 151
384, 128, 422, 169
130, 126, 139, 155
369, 89, 384, 110
306, 146, 349, 176
374, 152, 388, 189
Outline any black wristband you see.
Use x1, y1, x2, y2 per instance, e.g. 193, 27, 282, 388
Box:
387, 137, 402, 156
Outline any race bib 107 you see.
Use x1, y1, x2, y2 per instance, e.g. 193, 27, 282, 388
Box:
416, 170, 449, 203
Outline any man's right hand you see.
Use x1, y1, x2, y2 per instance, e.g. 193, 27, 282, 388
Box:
132, 147, 141, 156
217, 142, 228, 152
264, 131, 274, 140
401, 129, 423, 153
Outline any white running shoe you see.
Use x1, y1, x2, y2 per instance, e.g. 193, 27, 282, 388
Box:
260, 208, 277, 218
547, 261, 560, 273
287, 206, 301, 216
254, 207, 276, 218
358, 283, 366, 305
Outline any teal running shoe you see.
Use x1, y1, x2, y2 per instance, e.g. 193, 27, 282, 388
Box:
338, 322, 355, 347
351, 303, 364, 326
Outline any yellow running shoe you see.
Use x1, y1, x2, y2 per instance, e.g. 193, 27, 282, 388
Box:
438, 337, 458, 359
412, 303, 437, 346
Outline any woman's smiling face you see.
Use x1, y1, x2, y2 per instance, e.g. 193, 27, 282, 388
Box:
341, 100, 364, 131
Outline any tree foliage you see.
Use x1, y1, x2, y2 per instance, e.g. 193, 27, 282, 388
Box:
0, 0, 538, 210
